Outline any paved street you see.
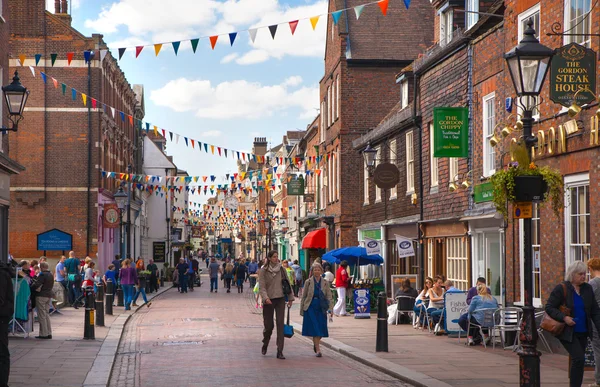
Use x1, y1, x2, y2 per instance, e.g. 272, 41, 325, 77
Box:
108, 277, 410, 387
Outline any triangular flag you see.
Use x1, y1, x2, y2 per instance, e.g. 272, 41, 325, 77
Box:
289, 20, 299, 35
52, 78, 58, 88
210, 145, 215, 154
154, 44, 162, 56
91, 99, 97, 109
354, 5, 365, 19
310, 16, 320, 30
66, 52, 74, 65
378, 0, 389, 16
191, 39, 199, 53
40, 72, 47, 84
84, 51, 92, 63
34, 54, 42, 66
403, 0, 411, 9
118, 48, 126, 60
18, 55, 26, 66
229, 32, 237, 46
61, 83, 66, 95
248, 28, 258, 43
268, 25, 278, 39
71, 88, 76, 100
120, 111, 125, 122
50, 53, 58, 66
110, 107, 115, 118
29, 66, 35, 77
332, 10, 343, 25
135, 46, 144, 58
100, 50, 108, 62
209, 36, 218, 50
82, 94, 87, 106
172, 41, 181, 55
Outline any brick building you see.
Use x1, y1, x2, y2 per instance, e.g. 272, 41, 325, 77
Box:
8, 0, 143, 269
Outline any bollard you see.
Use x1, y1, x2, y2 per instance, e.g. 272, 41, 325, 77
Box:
95, 284, 105, 327
117, 284, 124, 307
105, 279, 114, 316
375, 292, 388, 352
83, 287, 96, 340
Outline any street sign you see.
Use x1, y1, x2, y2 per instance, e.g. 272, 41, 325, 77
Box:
373, 162, 400, 189
287, 177, 305, 195
37, 229, 73, 251
514, 202, 533, 219
550, 43, 596, 108
433, 107, 469, 157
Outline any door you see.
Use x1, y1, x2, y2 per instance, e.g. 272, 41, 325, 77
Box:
484, 233, 502, 302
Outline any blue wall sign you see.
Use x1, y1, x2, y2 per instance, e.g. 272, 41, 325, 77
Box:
353, 289, 371, 319
37, 229, 73, 251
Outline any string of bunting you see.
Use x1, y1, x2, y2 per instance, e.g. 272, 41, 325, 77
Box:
13, 0, 408, 64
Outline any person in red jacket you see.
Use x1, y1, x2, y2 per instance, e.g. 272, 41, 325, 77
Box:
333, 261, 350, 316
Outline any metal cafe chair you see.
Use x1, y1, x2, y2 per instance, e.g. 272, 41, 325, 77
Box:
492, 307, 522, 350
394, 296, 416, 325
415, 301, 431, 332
459, 307, 498, 348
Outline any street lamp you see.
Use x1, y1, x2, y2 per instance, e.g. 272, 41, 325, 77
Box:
504, 18, 553, 387
266, 199, 276, 252
1, 71, 29, 131
114, 186, 128, 259
362, 143, 377, 175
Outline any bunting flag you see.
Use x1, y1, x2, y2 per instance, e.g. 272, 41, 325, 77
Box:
66, 52, 74, 65
100, 50, 108, 62
248, 28, 258, 43
403, 0, 411, 9
40, 72, 47, 84
51, 53, 58, 66
209, 36, 218, 50
84, 51, 92, 63
18, 55, 26, 66
172, 41, 181, 55
118, 48, 126, 60
354, 5, 365, 19
35, 54, 42, 66
136, 46, 144, 58
191, 38, 200, 53
310, 16, 320, 30
82, 93, 87, 106
378, 0, 389, 16
289, 20, 299, 35
229, 32, 237, 46
332, 10, 343, 25
268, 25, 278, 39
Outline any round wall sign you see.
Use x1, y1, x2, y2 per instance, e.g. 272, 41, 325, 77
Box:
373, 162, 400, 189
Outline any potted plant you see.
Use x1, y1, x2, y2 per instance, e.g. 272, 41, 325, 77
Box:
490, 143, 563, 219
138, 270, 151, 293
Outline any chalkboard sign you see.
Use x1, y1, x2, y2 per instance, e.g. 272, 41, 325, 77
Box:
153, 242, 165, 263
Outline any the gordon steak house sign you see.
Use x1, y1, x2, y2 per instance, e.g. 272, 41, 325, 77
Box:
550, 43, 596, 108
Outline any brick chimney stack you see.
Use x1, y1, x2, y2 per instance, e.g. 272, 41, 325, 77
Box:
54, 0, 60, 13
61, 0, 68, 13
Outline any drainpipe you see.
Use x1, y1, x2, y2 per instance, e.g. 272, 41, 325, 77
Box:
413, 72, 425, 288
86, 52, 93, 256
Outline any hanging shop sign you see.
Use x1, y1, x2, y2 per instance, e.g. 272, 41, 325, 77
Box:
395, 235, 415, 258
474, 182, 494, 203
103, 203, 120, 229
303, 193, 315, 202
433, 107, 469, 157
373, 162, 400, 189
364, 238, 381, 255
550, 43, 596, 108
362, 229, 381, 240
37, 228, 73, 251
191, 227, 203, 238
287, 177, 305, 196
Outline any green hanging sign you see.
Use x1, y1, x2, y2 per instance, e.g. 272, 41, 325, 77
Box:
287, 177, 305, 196
433, 107, 469, 158
474, 182, 494, 203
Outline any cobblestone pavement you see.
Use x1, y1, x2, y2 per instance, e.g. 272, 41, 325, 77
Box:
109, 277, 411, 387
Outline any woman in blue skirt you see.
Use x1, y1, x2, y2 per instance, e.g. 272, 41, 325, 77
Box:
300, 262, 334, 357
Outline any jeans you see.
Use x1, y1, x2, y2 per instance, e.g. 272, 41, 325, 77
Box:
458, 313, 485, 340
249, 276, 257, 289
188, 272, 195, 290
430, 308, 443, 324
122, 284, 134, 310
180, 274, 188, 293
133, 286, 147, 304
561, 332, 589, 387
0, 317, 9, 387
68, 278, 82, 305
225, 278, 231, 291
237, 278, 244, 290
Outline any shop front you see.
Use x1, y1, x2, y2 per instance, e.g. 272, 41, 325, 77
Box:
300, 227, 326, 272
385, 219, 419, 294
423, 221, 470, 291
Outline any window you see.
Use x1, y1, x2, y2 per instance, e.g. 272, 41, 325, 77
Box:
449, 157, 459, 182
565, 173, 590, 267
429, 123, 438, 187
389, 139, 397, 198
400, 79, 409, 109
440, 8, 454, 46
483, 92, 496, 177
336, 76, 340, 120
427, 239, 434, 278
375, 146, 382, 202
328, 154, 333, 203
332, 81, 336, 123
336, 149, 340, 200
518, 5, 541, 118
406, 131, 414, 193
446, 237, 469, 290
320, 103, 326, 143
564, 0, 591, 46
363, 159, 369, 205
320, 171, 326, 211
327, 87, 332, 127
466, 0, 479, 29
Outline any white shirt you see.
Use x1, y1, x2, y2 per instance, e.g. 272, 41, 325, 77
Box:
324, 271, 334, 283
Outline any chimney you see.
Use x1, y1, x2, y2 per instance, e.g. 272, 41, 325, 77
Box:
61, 0, 68, 13
252, 137, 268, 158
54, 0, 60, 13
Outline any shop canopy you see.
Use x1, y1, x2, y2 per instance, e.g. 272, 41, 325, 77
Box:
322, 246, 383, 266
301, 228, 327, 249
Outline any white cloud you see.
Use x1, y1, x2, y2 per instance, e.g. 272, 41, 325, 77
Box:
221, 53, 239, 64
201, 130, 222, 137
283, 76, 303, 87
236, 50, 269, 65
150, 77, 318, 119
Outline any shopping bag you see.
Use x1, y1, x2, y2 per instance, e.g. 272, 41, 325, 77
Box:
284, 305, 294, 338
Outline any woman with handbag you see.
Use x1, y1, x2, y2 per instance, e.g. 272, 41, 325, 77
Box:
545, 261, 600, 387
300, 262, 333, 357
258, 250, 294, 359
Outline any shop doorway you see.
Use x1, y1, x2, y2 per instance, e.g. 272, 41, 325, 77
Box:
475, 230, 502, 303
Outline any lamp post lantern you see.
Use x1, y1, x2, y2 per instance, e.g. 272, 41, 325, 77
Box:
114, 186, 127, 259
504, 18, 554, 387
362, 143, 377, 174
2, 71, 29, 131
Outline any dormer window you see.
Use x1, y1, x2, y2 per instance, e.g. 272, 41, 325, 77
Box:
466, 0, 479, 30
440, 7, 454, 46
400, 79, 409, 109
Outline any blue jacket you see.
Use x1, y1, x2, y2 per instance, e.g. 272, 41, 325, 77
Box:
468, 295, 498, 326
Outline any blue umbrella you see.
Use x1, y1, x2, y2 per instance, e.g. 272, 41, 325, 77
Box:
321, 246, 383, 266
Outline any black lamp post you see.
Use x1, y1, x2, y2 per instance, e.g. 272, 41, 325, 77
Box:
114, 186, 128, 259
266, 198, 276, 252
1, 71, 29, 131
504, 19, 554, 387
362, 143, 377, 174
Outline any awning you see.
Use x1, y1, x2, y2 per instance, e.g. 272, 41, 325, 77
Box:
301, 228, 326, 249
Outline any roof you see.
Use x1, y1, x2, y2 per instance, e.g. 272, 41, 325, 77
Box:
286, 130, 305, 140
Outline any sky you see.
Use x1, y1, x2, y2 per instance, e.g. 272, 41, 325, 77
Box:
54, 0, 328, 206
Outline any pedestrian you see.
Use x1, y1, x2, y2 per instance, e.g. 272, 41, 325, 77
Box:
333, 261, 351, 317
55, 255, 67, 294
545, 260, 600, 387
282, 260, 295, 291
235, 259, 247, 293
248, 258, 259, 288
31, 262, 54, 339
176, 258, 189, 293
588, 258, 600, 387
103, 264, 117, 297
191, 255, 199, 286
300, 262, 333, 357
224, 263, 234, 293
291, 260, 303, 297
29, 259, 39, 277
205, 256, 210, 269
208, 257, 222, 293
132, 272, 151, 308
136, 257, 145, 271
119, 259, 138, 311
187, 257, 196, 291
258, 250, 294, 359
146, 259, 159, 293
172, 269, 180, 291
64, 251, 82, 307
323, 266, 334, 283
0, 261, 14, 387
73, 261, 96, 309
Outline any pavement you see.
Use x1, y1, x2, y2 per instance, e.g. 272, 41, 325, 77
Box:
8, 284, 171, 387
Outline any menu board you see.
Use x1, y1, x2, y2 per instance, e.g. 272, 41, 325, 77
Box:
153, 242, 166, 263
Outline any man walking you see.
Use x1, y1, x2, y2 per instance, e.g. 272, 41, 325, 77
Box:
248, 258, 259, 289
208, 257, 222, 293
146, 259, 159, 293
32, 262, 54, 339
291, 260, 303, 297
64, 251, 82, 307
55, 255, 67, 294
0, 261, 14, 387
176, 258, 189, 294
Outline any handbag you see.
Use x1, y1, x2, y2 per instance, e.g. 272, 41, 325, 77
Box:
284, 305, 294, 338
540, 283, 571, 336
316, 280, 329, 312
281, 267, 292, 295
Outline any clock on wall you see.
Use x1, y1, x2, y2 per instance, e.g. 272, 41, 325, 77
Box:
224, 196, 239, 211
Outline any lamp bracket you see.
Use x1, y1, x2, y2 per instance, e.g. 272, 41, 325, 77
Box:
546, 22, 600, 37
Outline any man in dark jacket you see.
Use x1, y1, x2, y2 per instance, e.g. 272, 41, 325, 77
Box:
31, 262, 54, 339
0, 262, 15, 387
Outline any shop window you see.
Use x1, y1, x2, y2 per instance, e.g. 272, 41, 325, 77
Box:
388, 240, 417, 276
446, 237, 469, 290
565, 173, 590, 266
389, 139, 397, 198
564, 0, 591, 47
483, 92, 495, 177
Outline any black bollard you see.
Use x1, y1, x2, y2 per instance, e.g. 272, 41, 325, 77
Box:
376, 292, 388, 352
117, 284, 124, 307
95, 284, 105, 327
105, 279, 114, 315
83, 287, 96, 340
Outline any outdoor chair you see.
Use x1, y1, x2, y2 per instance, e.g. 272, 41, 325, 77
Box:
414, 301, 431, 331
394, 295, 416, 325
492, 307, 522, 350
535, 310, 552, 354
458, 307, 498, 348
